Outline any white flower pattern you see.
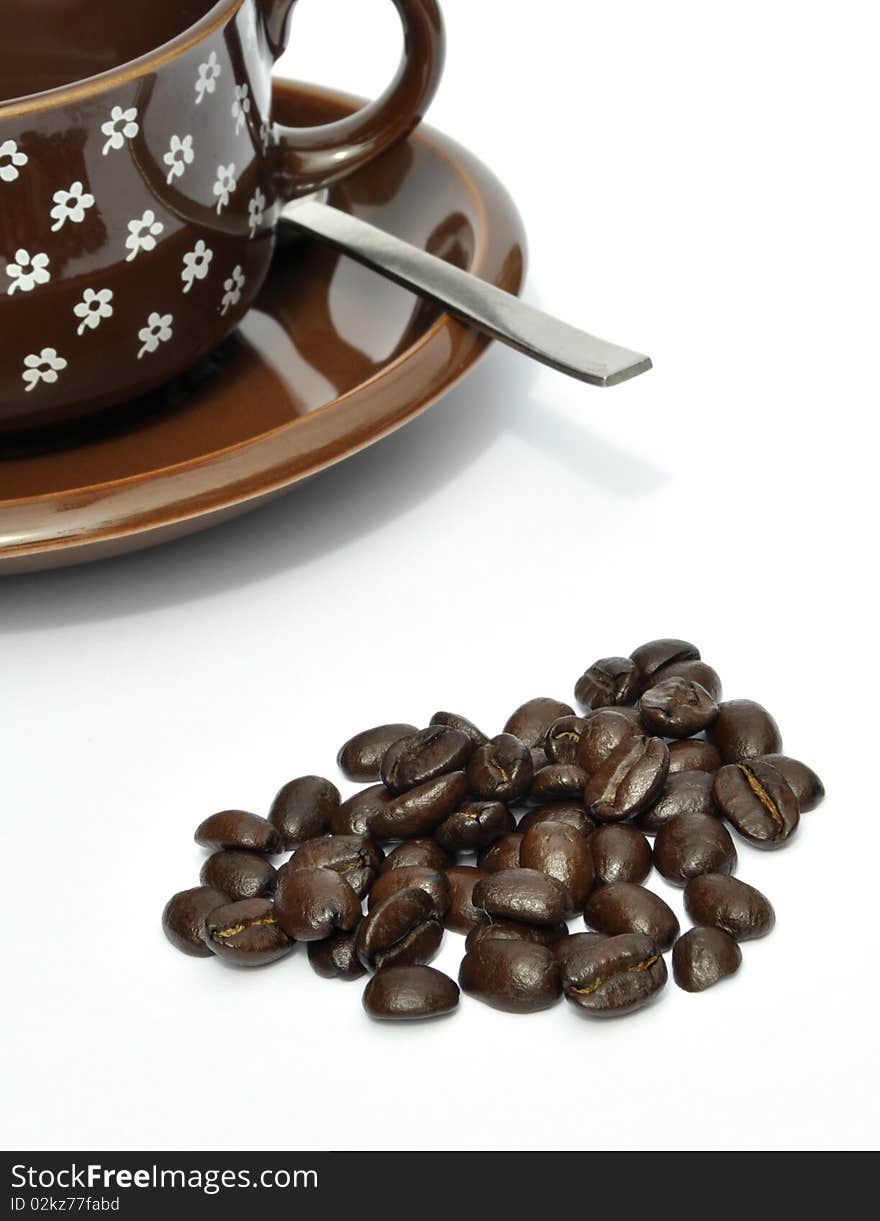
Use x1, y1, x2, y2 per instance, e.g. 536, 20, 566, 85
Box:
163, 134, 195, 185
213, 163, 237, 214
22, 348, 67, 392
220, 265, 245, 316
125, 210, 164, 262
232, 83, 251, 135
259, 121, 272, 153
181, 240, 214, 293
74, 287, 114, 336
101, 105, 139, 155
195, 51, 222, 103
137, 312, 174, 360
248, 187, 266, 239
50, 181, 95, 231
6, 249, 50, 295
0, 138, 28, 183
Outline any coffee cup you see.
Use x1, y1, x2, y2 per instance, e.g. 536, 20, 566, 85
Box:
0, 0, 444, 432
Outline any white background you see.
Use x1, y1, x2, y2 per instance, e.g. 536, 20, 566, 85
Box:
2, 0, 878, 1151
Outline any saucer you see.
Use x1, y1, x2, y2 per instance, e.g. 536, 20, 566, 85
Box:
0, 79, 526, 574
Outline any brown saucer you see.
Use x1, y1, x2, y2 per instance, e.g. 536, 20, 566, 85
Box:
0, 78, 526, 574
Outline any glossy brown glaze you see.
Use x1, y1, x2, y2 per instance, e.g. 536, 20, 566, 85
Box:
0, 79, 527, 572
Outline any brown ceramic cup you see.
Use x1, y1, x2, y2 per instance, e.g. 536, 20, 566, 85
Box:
0, 0, 444, 432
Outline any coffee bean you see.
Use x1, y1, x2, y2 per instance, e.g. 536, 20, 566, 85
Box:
199, 850, 277, 901
466, 735, 533, 803
371, 772, 468, 840
684, 873, 775, 941
443, 866, 490, 933
268, 775, 340, 849
194, 810, 282, 855
478, 833, 524, 872
205, 897, 292, 965
274, 866, 362, 942
713, 760, 799, 848
630, 638, 700, 686
584, 882, 679, 951
759, 754, 825, 812
331, 784, 394, 836
434, 800, 515, 853
380, 839, 452, 873
575, 657, 640, 710
576, 709, 639, 775
589, 825, 652, 886
287, 834, 383, 897
381, 726, 472, 794
363, 964, 460, 1020
520, 823, 593, 915
529, 764, 588, 802
459, 940, 562, 1013
472, 868, 571, 927
708, 699, 782, 762
518, 802, 596, 837
658, 660, 722, 702
639, 677, 718, 739
530, 747, 549, 773
672, 927, 741, 992
653, 813, 737, 886
561, 931, 667, 1015
162, 886, 228, 957
544, 715, 588, 764
355, 886, 443, 970
503, 697, 576, 748
337, 723, 418, 782
584, 735, 669, 822
553, 931, 607, 970
635, 770, 716, 834
367, 866, 449, 916
307, 927, 366, 980
465, 920, 568, 952
429, 711, 489, 750
667, 739, 723, 774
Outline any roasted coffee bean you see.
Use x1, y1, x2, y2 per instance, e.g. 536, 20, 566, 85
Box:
503, 697, 575, 748
639, 677, 718, 739
465, 920, 568, 952
478, 833, 524, 872
667, 739, 723, 775
162, 886, 228, 957
363, 965, 460, 1020
429, 711, 489, 750
331, 784, 394, 836
759, 754, 825, 812
287, 834, 383, 898
530, 764, 588, 802
708, 699, 782, 762
337, 723, 418, 781
658, 660, 722, 702
575, 657, 640, 710
205, 897, 292, 965
561, 932, 667, 1016
367, 866, 449, 916
459, 940, 562, 1013
268, 775, 340, 849
553, 931, 607, 970
307, 927, 366, 981
472, 868, 571, 927
630, 638, 701, 686
518, 802, 596, 837
520, 823, 593, 915
584, 882, 679, 951
356, 887, 443, 970
380, 839, 452, 873
434, 801, 515, 853
589, 825, 652, 886
653, 813, 737, 886
443, 866, 490, 933
635, 770, 716, 834
381, 726, 472, 794
200, 850, 277, 901
713, 760, 799, 848
194, 810, 282, 855
530, 747, 549, 773
466, 735, 533, 803
371, 772, 468, 840
576, 709, 639, 775
544, 715, 588, 764
274, 866, 362, 942
684, 873, 775, 941
672, 927, 741, 992
584, 735, 669, 822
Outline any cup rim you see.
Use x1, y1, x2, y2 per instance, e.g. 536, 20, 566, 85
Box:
0, 0, 245, 120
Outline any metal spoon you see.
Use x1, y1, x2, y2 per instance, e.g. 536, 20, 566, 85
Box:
282, 198, 652, 387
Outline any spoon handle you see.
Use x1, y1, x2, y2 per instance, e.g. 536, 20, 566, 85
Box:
282, 200, 652, 387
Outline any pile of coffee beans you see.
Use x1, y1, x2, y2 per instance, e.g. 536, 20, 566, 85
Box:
162, 639, 824, 1020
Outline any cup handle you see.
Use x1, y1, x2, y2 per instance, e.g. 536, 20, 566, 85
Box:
261, 0, 445, 198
